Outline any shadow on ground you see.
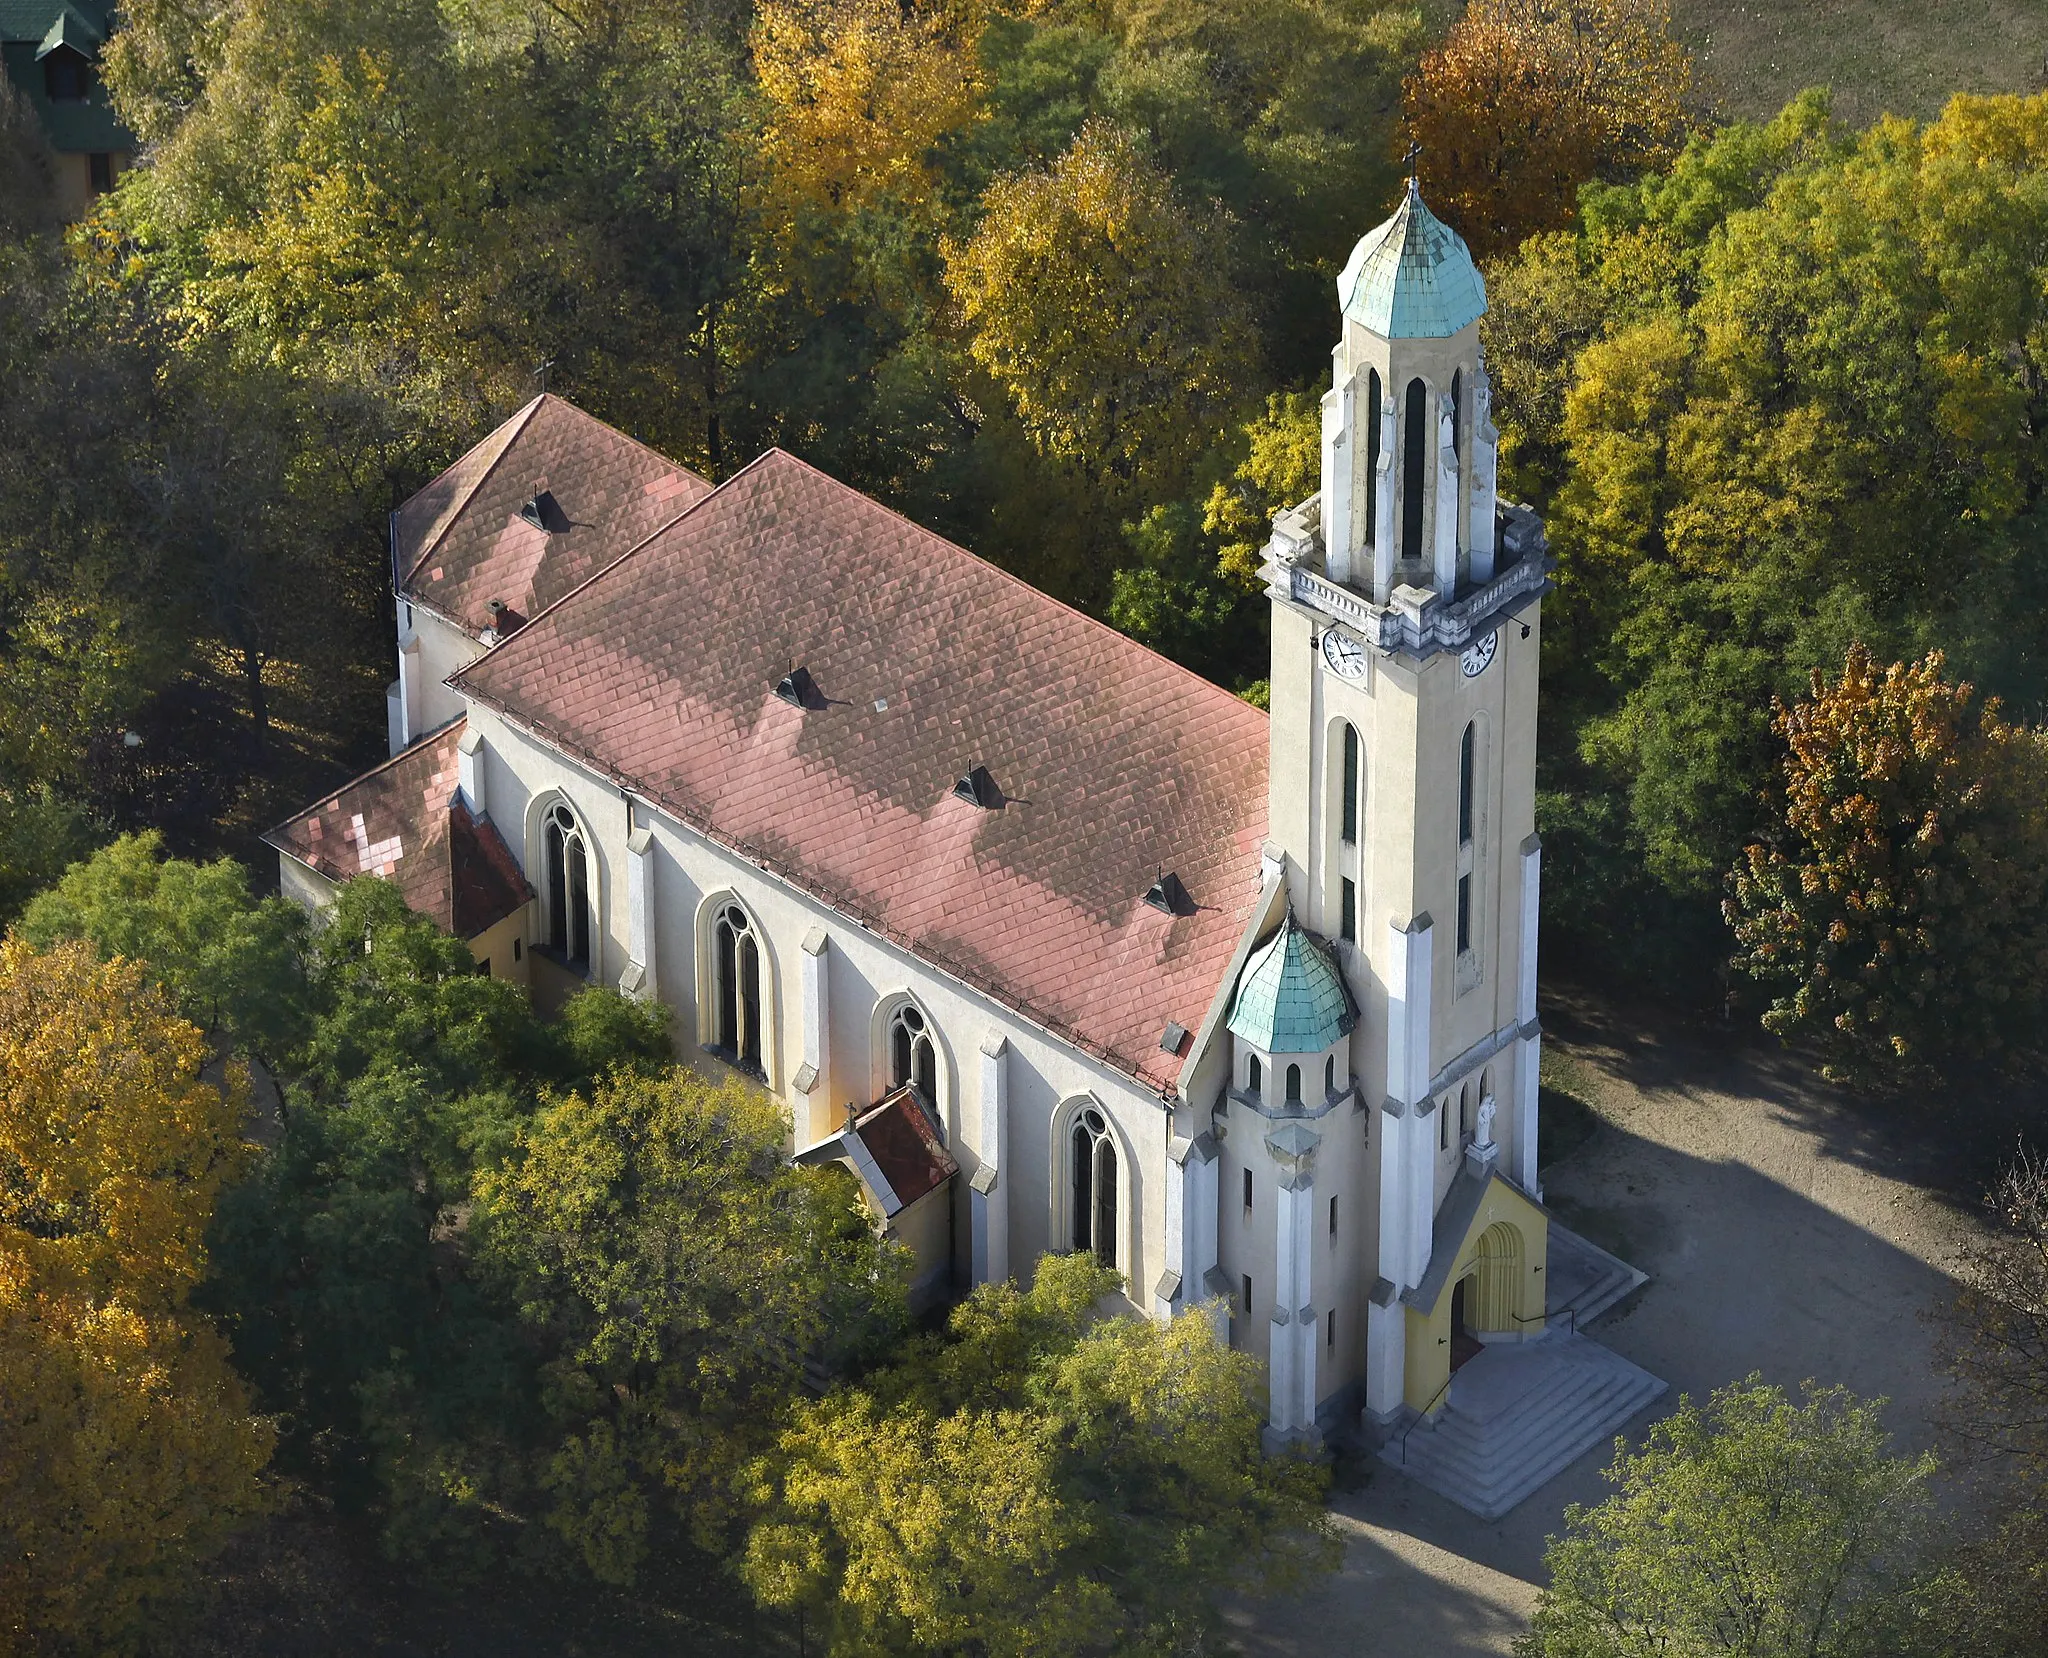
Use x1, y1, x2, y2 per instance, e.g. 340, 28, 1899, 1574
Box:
1230, 985, 1987, 1656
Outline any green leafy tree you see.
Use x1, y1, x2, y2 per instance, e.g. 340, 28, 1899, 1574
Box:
1726, 647, 2048, 1086
476, 1069, 909, 1583
1522, 1377, 1937, 1658
745, 1252, 1336, 1656
17, 831, 310, 1063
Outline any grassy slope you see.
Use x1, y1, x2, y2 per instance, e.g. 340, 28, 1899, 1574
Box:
1673, 0, 2044, 127
1419, 0, 2044, 128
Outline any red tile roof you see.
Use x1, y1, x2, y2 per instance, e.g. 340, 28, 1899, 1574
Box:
265, 720, 532, 941
854, 1086, 958, 1210
452, 447, 1270, 1094
394, 395, 712, 635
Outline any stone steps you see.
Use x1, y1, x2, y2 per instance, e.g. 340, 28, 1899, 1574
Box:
1544, 1222, 1649, 1330
1379, 1331, 1666, 1520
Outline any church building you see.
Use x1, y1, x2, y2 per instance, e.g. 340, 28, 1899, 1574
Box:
269, 180, 1662, 1516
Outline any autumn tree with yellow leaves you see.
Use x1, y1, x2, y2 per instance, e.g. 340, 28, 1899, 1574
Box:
1403, 0, 1693, 258
0, 939, 273, 1650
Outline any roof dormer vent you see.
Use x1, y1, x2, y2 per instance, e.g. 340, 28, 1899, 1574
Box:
519, 489, 566, 534
1145, 870, 1194, 916
952, 765, 1002, 810
775, 665, 822, 709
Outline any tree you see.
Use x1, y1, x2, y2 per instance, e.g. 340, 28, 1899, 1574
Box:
745, 1253, 1336, 1656
0, 939, 273, 1649
945, 120, 1255, 506
18, 831, 311, 1064
1402, 0, 1694, 259
1725, 647, 2048, 1086
473, 1068, 909, 1585
1522, 1376, 1936, 1658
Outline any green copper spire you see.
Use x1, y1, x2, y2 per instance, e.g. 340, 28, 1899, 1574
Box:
1227, 912, 1357, 1056
1337, 178, 1487, 340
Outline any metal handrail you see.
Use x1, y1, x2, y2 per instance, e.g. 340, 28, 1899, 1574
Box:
1390, 1305, 1573, 1464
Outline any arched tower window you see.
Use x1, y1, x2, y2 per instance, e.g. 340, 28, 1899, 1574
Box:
714, 902, 763, 1072
1402, 377, 1428, 562
1365, 368, 1384, 535
1451, 368, 1463, 456
543, 802, 591, 970
1286, 1062, 1302, 1104
1459, 721, 1476, 845
1324, 1054, 1336, 1096
889, 1002, 937, 1106
1070, 1107, 1118, 1266
1247, 1053, 1262, 1098
1341, 722, 1360, 843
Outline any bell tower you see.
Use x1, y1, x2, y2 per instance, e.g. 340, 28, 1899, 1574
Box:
1258, 176, 1552, 1427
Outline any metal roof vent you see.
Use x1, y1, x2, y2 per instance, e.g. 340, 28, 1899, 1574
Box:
1145, 871, 1194, 916
953, 765, 1002, 810
1160, 1021, 1190, 1055
519, 489, 567, 533
775, 665, 822, 709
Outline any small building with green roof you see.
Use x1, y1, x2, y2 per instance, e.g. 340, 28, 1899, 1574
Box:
1, 0, 132, 219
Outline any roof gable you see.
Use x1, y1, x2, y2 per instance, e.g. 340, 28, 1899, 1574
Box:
395, 395, 711, 635
265, 719, 531, 940
453, 446, 1270, 1092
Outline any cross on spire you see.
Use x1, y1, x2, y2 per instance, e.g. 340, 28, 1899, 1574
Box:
1402, 140, 1424, 196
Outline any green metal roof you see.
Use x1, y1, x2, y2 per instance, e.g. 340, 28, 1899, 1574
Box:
1227, 913, 1357, 1056
1337, 179, 1487, 340
36, 6, 100, 56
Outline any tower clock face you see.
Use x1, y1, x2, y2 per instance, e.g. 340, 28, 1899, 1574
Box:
1320, 626, 1369, 682
1460, 630, 1498, 678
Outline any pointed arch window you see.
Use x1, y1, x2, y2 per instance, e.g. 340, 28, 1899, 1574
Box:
1459, 721, 1476, 845
1365, 368, 1384, 535
889, 1002, 937, 1106
1285, 1062, 1303, 1104
1070, 1108, 1118, 1266
544, 802, 591, 970
1247, 1053, 1262, 1099
1451, 368, 1463, 456
1402, 377, 1428, 562
714, 902, 763, 1073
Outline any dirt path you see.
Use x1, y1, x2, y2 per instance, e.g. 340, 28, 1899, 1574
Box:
1229, 990, 1994, 1657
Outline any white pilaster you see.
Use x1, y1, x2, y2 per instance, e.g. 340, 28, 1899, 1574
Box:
622, 827, 656, 1000
1365, 1283, 1406, 1421
456, 727, 487, 819
1387, 915, 1434, 1111
795, 928, 829, 1105
1372, 395, 1397, 601
969, 1032, 1009, 1285
1385, 914, 1436, 1291
396, 629, 423, 748
1323, 371, 1356, 587
1518, 834, 1541, 1027
1516, 834, 1542, 1197
1516, 1034, 1541, 1199
1266, 1125, 1319, 1439
1469, 361, 1499, 583
1433, 396, 1460, 592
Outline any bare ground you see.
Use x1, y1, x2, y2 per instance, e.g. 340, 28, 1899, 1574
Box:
1227, 986, 2029, 1657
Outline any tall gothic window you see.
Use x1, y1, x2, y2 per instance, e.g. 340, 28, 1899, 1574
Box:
1247, 1053, 1262, 1098
714, 902, 762, 1072
1070, 1108, 1118, 1266
1459, 721, 1476, 845
889, 1002, 937, 1106
544, 802, 591, 970
1365, 368, 1384, 536
1402, 377, 1428, 562
1341, 723, 1360, 842
1451, 368, 1463, 455
1286, 1063, 1303, 1104
1457, 873, 1473, 954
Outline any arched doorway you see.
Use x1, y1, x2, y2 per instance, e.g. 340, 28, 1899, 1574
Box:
1450, 1277, 1482, 1371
